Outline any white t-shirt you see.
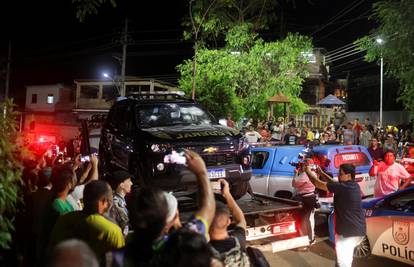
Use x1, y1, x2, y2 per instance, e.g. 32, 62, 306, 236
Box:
245, 131, 262, 143
374, 162, 411, 198
68, 184, 85, 210
271, 125, 283, 140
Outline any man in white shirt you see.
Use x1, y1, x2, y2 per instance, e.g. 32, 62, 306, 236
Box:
244, 126, 262, 143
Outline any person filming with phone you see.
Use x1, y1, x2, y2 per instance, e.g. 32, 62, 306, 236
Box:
305, 164, 366, 267
291, 159, 318, 246
209, 179, 250, 267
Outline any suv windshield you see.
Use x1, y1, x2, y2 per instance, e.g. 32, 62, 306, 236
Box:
137, 103, 214, 128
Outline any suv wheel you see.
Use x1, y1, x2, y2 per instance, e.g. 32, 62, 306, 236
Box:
353, 236, 371, 258
230, 181, 249, 199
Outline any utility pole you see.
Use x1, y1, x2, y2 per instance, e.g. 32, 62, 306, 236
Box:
121, 18, 128, 97
5, 41, 11, 99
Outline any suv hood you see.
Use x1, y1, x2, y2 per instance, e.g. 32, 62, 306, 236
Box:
141, 124, 240, 141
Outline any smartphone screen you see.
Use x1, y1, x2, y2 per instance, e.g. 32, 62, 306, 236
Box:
210, 181, 221, 193
81, 155, 90, 162
164, 150, 187, 165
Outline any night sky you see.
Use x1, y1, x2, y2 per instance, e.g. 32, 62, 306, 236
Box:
1, 0, 385, 109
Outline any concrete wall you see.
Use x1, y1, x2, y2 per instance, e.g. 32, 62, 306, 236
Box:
25, 84, 63, 112
345, 110, 410, 126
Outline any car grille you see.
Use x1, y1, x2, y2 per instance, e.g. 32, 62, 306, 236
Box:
202, 153, 235, 166
174, 143, 237, 167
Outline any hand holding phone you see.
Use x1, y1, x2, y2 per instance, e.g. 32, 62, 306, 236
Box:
80, 155, 90, 162
210, 181, 222, 194
164, 150, 187, 165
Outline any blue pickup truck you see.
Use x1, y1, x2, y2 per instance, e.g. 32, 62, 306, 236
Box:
250, 145, 376, 212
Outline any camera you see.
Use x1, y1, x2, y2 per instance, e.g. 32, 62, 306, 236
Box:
163, 150, 187, 165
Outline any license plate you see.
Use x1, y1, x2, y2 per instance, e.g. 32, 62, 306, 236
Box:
208, 169, 226, 179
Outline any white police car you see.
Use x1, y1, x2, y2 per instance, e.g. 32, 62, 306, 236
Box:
329, 186, 414, 265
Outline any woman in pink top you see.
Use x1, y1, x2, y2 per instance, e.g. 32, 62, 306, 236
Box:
371, 150, 412, 198
292, 159, 318, 245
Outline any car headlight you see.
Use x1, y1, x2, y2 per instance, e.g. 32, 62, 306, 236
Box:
238, 137, 249, 151
148, 143, 170, 153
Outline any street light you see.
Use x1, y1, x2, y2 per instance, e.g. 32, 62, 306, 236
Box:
102, 72, 120, 97
375, 37, 384, 128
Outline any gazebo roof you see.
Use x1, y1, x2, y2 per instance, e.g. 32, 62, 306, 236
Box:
267, 92, 290, 103
317, 94, 346, 105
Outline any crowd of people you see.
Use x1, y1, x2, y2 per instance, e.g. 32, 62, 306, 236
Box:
16, 148, 267, 267
237, 116, 413, 157
227, 115, 413, 267
12, 114, 414, 267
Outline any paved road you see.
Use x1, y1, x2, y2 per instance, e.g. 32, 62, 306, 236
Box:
263, 214, 412, 267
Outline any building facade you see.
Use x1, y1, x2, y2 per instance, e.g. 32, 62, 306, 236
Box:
24, 83, 78, 143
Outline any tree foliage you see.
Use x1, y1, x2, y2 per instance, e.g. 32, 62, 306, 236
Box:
355, 0, 414, 118
177, 25, 312, 120
72, 0, 116, 22
183, 0, 276, 46
0, 100, 22, 249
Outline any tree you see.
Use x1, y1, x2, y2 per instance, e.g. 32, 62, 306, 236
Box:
71, 0, 117, 22
183, 0, 276, 47
355, 0, 414, 118
0, 100, 22, 249
177, 25, 312, 120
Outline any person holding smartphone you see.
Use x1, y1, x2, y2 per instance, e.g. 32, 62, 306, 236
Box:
209, 179, 250, 267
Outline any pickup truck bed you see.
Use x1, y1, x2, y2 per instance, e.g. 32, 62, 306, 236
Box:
177, 192, 309, 253
235, 193, 302, 215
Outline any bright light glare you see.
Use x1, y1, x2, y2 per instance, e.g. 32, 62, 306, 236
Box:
375, 38, 384, 44
103, 73, 109, 78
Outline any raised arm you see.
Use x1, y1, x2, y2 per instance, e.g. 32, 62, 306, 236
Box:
185, 150, 216, 227
218, 179, 246, 230
305, 166, 329, 192
317, 166, 335, 183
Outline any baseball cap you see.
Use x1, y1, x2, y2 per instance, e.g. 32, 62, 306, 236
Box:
163, 191, 178, 224
109, 170, 133, 190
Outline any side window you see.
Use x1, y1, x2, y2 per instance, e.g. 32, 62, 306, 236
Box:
252, 151, 269, 169
109, 103, 130, 134
387, 192, 414, 213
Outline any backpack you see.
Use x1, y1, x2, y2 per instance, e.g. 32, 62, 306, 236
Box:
211, 237, 250, 267
246, 247, 270, 267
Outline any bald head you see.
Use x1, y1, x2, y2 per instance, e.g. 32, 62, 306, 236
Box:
48, 239, 98, 267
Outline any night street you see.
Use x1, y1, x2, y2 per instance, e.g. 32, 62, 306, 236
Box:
1, 1, 414, 267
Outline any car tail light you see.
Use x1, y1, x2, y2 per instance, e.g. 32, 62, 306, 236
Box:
272, 221, 297, 235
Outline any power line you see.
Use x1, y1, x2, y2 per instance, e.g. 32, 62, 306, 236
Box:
311, 0, 365, 36
316, 9, 372, 42
330, 56, 365, 70
326, 47, 366, 62
326, 44, 359, 59
327, 49, 366, 63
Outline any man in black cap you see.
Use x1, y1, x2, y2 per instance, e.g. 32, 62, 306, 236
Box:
108, 170, 133, 236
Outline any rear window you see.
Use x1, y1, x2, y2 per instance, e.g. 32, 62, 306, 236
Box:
252, 151, 269, 169
334, 152, 370, 168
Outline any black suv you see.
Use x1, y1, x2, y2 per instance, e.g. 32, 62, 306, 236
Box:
99, 92, 252, 199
